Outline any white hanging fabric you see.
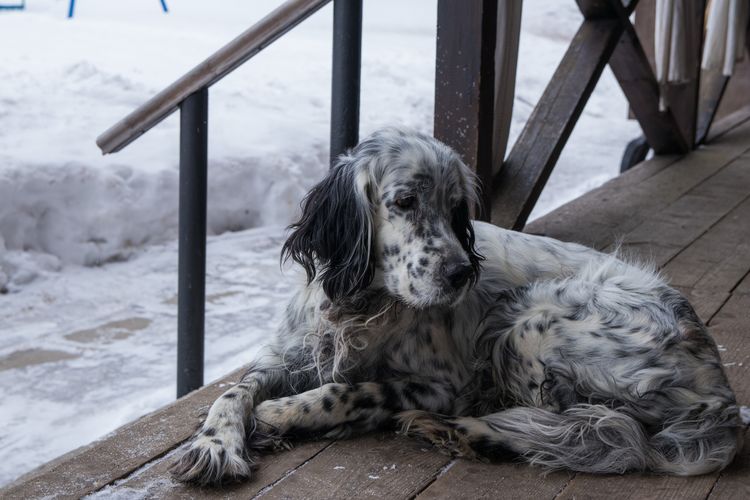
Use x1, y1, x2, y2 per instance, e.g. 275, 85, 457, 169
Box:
654, 0, 701, 110
702, 0, 749, 77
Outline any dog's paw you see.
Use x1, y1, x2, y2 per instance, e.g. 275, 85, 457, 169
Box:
170, 433, 252, 486
396, 410, 476, 458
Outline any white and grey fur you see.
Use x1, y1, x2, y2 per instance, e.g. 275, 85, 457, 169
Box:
170, 128, 742, 485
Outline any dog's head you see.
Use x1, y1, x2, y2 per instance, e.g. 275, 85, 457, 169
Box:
282, 127, 483, 308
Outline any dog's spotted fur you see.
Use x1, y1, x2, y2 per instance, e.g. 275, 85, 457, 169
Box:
171, 128, 742, 485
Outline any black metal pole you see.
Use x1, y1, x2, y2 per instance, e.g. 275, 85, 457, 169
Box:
330, 0, 362, 165
177, 88, 208, 398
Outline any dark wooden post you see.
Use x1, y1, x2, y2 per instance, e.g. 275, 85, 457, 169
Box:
177, 88, 208, 398
697, 8, 750, 143
663, 0, 706, 149
609, 11, 691, 154
632, 0, 705, 148
434, 0, 499, 220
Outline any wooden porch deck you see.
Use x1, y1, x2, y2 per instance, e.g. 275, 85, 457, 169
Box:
5, 111, 750, 499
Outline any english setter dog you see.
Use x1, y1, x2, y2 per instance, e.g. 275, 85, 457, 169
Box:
171, 128, 741, 485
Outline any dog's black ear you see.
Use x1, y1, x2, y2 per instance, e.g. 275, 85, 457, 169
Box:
451, 199, 484, 283
281, 162, 374, 301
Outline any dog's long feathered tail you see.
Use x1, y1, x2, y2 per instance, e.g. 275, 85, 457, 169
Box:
400, 402, 742, 476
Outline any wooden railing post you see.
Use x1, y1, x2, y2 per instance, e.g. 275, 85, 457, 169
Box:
177, 88, 209, 398
663, 0, 705, 149
330, 0, 362, 165
434, 0, 501, 220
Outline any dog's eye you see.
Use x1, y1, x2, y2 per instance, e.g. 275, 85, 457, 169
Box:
395, 196, 416, 210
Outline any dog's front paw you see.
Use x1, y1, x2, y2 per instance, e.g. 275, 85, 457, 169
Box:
170, 432, 252, 486
397, 410, 476, 458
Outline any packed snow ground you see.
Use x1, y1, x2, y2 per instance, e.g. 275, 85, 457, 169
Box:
0, 0, 640, 486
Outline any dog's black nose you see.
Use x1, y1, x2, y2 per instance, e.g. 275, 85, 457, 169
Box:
444, 261, 473, 289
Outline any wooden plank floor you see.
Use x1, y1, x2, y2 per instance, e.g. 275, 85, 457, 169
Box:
4, 113, 750, 499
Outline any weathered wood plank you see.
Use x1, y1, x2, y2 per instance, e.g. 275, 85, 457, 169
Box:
526, 117, 750, 247
707, 104, 750, 143
259, 432, 450, 499
705, 293, 750, 404
707, 428, 750, 500
616, 155, 750, 264
416, 460, 572, 500
93, 440, 332, 499
491, 16, 623, 229
555, 473, 719, 500
662, 196, 750, 291
703, 293, 750, 500
734, 270, 750, 296
0, 368, 248, 499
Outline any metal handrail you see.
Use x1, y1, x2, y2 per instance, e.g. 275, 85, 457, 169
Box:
92, 0, 360, 398
96, 0, 331, 154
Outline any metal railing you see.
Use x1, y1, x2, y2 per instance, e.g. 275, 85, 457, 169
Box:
96, 0, 360, 397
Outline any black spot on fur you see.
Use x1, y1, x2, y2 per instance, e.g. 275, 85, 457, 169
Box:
203, 427, 216, 437
380, 382, 400, 411
353, 395, 377, 409
281, 161, 374, 301
469, 436, 518, 461
322, 397, 334, 412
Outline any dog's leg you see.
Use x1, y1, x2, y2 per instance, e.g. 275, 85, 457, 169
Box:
252, 377, 458, 441
398, 406, 649, 470
170, 349, 320, 485
399, 401, 742, 475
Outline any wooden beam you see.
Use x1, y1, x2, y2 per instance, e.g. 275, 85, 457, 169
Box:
698, 18, 750, 143
490, 17, 623, 230
492, 1, 523, 177
597, 0, 691, 154
434, 0, 499, 220
696, 70, 731, 144
663, 0, 706, 149
608, 16, 691, 154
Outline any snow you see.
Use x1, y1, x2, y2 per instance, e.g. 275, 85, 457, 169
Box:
0, 226, 298, 485
0, 0, 640, 487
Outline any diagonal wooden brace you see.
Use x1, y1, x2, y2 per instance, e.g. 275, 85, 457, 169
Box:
491, 16, 624, 230
491, 0, 692, 230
